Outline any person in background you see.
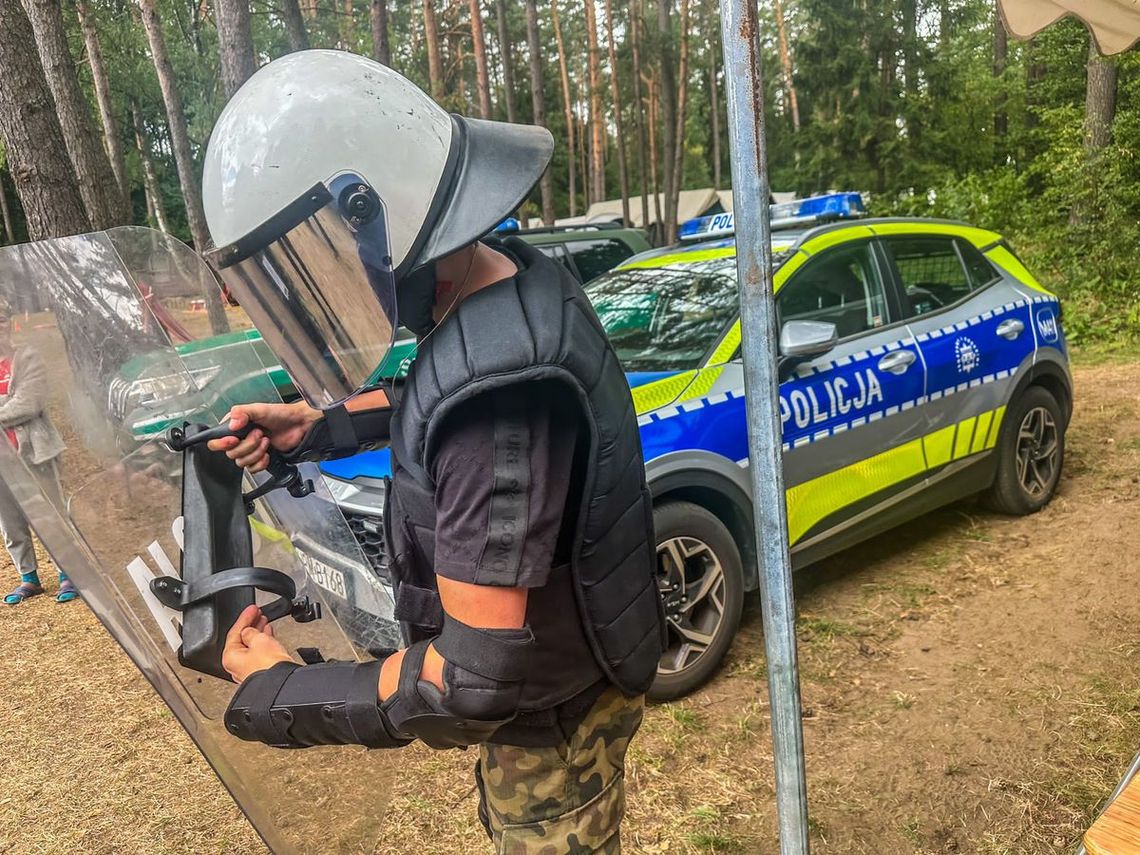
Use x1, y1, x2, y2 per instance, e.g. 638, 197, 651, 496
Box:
0, 299, 73, 604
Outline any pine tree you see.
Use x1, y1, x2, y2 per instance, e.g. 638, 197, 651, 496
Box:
24, 0, 126, 227
0, 0, 91, 239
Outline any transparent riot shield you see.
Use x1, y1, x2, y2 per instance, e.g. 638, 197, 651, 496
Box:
0, 226, 400, 854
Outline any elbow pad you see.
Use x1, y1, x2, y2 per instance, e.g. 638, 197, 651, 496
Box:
224, 657, 413, 749
381, 616, 535, 750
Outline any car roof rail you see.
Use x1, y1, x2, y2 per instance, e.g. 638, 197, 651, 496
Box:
794, 215, 977, 246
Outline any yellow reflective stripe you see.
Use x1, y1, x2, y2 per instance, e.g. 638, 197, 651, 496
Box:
250, 516, 293, 549
923, 423, 956, 469
786, 437, 926, 544
631, 369, 698, 413
708, 321, 742, 365
789, 404, 1009, 544
953, 417, 977, 459
620, 246, 737, 269
985, 246, 1051, 295
986, 405, 1006, 448
773, 249, 809, 291
866, 222, 1000, 247
678, 364, 726, 402
971, 410, 994, 454
798, 225, 875, 255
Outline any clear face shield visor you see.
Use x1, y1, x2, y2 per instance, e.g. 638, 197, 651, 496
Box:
206, 174, 398, 408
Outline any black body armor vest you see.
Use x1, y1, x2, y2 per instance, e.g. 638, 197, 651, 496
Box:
384, 239, 663, 699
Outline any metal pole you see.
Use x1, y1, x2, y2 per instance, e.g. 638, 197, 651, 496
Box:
717, 1, 810, 852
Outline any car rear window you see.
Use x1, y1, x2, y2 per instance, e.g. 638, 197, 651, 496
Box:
585, 265, 738, 372
883, 236, 1000, 318
564, 238, 635, 282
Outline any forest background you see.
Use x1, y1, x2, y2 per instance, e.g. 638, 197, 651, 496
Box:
0, 0, 1135, 347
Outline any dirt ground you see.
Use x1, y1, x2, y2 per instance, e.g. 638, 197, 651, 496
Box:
1, 353, 1138, 855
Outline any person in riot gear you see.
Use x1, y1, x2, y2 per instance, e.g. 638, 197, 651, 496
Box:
200, 50, 663, 851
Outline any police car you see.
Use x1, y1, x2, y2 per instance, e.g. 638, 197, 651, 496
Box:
314, 192, 1072, 700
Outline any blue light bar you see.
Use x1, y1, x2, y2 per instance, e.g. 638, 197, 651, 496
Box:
679, 211, 735, 241
494, 217, 521, 233
678, 192, 866, 241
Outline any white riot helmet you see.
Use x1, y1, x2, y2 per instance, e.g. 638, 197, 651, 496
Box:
202, 50, 554, 407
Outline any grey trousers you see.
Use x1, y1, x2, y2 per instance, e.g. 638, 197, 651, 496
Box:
0, 458, 63, 579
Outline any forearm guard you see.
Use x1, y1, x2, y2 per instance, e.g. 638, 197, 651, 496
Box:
280, 403, 393, 464
380, 616, 535, 750
224, 658, 412, 749
224, 617, 534, 751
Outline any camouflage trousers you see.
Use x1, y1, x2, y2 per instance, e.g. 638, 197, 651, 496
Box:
475, 686, 645, 855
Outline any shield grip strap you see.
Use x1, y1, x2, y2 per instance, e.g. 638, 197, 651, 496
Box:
150, 567, 320, 624
381, 618, 535, 749
224, 658, 414, 749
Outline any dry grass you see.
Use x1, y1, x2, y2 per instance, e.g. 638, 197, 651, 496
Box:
1, 360, 1139, 853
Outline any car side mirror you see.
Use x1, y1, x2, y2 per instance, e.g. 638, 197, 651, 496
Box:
780, 320, 838, 358
778, 320, 838, 380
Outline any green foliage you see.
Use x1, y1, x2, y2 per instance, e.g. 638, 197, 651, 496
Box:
880, 36, 1140, 348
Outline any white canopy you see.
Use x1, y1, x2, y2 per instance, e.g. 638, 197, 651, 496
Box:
998, 0, 1140, 55
586, 187, 723, 228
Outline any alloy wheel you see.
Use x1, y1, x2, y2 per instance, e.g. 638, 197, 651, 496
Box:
656, 536, 728, 676
1015, 405, 1059, 497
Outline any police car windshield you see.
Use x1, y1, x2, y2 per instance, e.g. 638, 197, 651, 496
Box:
585, 265, 738, 372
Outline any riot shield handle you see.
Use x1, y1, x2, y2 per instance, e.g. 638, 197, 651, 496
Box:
167, 422, 315, 509
149, 567, 321, 626
166, 422, 322, 680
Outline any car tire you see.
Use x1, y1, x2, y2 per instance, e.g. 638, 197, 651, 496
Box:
984, 385, 1066, 516
648, 500, 745, 702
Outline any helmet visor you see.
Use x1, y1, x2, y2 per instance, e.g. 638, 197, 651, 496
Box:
207, 175, 397, 407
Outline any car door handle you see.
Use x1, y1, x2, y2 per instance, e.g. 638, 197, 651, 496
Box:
877, 350, 916, 374
996, 319, 1024, 340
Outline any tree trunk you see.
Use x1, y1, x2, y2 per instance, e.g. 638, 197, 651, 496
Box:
992, 9, 1007, 148
629, 0, 648, 226
283, 0, 310, 51
370, 0, 389, 63
656, 0, 678, 240
468, 0, 493, 118
424, 0, 444, 100
524, 0, 555, 223
671, 0, 689, 200
709, 50, 720, 189
584, 0, 606, 204
0, 172, 17, 244
1083, 41, 1116, 152
901, 0, 917, 96
301, 0, 317, 20
24, 0, 124, 228
132, 110, 171, 234
455, 33, 471, 114
604, 0, 629, 223
647, 70, 662, 231
0, 0, 90, 239
772, 0, 799, 131
578, 56, 593, 207
76, 0, 129, 212
214, 0, 258, 98
137, 0, 229, 333
341, 0, 355, 50
494, 0, 517, 122
551, 0, 577, 216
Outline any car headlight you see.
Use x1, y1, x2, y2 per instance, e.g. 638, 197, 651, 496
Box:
127, 364, 224, 409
